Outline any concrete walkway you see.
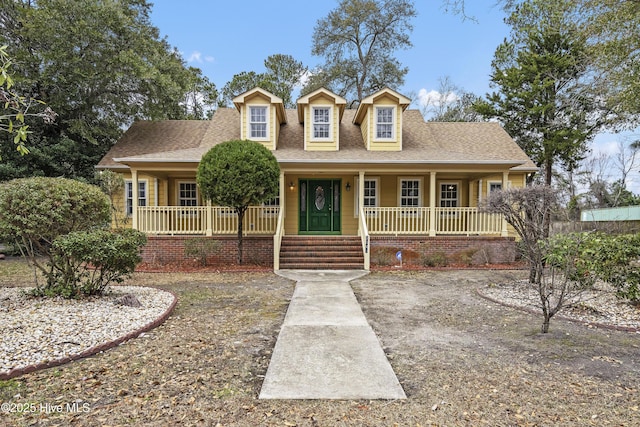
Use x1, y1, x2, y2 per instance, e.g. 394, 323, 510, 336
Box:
259, 270, 406, 400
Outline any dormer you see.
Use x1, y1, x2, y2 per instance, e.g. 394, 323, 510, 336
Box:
297, 88, 346, 151
353, 88, 411, 151
233, 87, 287, 150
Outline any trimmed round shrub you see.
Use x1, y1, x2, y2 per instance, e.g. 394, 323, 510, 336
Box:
0, 177, 111, 251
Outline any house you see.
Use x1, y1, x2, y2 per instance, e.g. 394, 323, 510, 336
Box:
96, 87, 537, 270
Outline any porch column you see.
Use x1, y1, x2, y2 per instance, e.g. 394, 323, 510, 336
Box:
429, 171, 436, 236
358, 171, 365, 235
131, 169, 139, 230
205, 199, 213, 236
279, 171, 285, 212
468, 181, 474, 206
501, 171, 509, 237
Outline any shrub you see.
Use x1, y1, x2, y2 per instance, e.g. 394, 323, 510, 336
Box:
371, 247, 400, 266
0, 177, 110, 269
35, 228, 148, 298
545, 232, 640, 304
422, 251, 449, 267
184, 238, 221, 266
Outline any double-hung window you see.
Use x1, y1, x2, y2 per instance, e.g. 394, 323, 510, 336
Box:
178, 182, 198, 207
440, 183, 458, 208
400, 178, 421, 216
125, 180, 147, 217
249, 106, 267, 139
401, 179, 420, 207
355, 177, 379, 217
375, 107, 394, 139
488, 182, 502, 194
312, 107, 331, 139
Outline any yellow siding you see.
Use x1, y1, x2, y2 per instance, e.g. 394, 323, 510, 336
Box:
359, 94, 403, 152
360, 111, 370, 149
305, 95, 339, 151
110, 172, 159, 229
283, 174, 300, 234
243, 93, 277, 150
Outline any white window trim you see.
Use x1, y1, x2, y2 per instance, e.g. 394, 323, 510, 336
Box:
354, 177, 380, 217
487, 181, 503, 196
374, 106, 396, 141
487, 180, 512, 195
398, 177, 423, 216
247, 104, 269, 141
125, 179, 148, 217
439, 182, 461, 215
310, 105, 333, 141
176, 181, 199, 217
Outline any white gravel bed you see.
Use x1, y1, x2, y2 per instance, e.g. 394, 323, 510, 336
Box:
0, 286, 175, 374
481, 280, 640, 330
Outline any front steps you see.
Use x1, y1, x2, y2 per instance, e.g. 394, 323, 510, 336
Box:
278, 236, 364, 270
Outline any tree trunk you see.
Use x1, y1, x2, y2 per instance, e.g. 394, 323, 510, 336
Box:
236, 208, 246, 265
542, 315, 550, 333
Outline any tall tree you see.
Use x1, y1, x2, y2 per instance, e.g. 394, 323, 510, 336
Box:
0, 0, 214, 181
0, 44, 55, 159
445, 0, 640, 124
421, 76, 483, 122
182, 67, 218, 120
220, 54, 306, 108
309, 0, 417, 105
263, 54, 307, 109
474, 0, 605, 187
582, 0, 640, 124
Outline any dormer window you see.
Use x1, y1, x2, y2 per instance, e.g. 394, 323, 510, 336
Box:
312, 106, 331, 139
249, 105, 268, 139
375, 106, 395, 139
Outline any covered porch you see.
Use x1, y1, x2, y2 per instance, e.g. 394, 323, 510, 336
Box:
127, 167, 515, 270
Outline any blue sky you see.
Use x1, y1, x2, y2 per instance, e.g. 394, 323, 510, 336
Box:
149, 0, 639, 192
149, 0, 508, 104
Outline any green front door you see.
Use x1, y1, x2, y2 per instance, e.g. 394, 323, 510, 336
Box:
299, 179, 341, 234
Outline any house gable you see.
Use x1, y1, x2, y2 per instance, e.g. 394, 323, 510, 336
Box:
296, 88, 347, 152
353, 88, 411, 152
232, 87, 286, 150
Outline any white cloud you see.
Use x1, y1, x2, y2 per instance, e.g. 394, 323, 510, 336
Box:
417, 88, 459, 108
187, 51, 202, 63
186, 51, 215, 64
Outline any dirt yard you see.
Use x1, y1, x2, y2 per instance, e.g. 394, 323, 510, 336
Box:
0, 261, 639, 426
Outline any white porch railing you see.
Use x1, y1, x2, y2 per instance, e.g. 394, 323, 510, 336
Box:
137, 206, 280, 235
364, 207, 504, 235
137, 206, 503, 236
358, 205, 370, 271
273, 205, 285, 270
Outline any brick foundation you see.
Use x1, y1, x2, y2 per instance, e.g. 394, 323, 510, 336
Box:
370, 235, 517, 267
141, 235, 274, 267
139, 234, 517, 269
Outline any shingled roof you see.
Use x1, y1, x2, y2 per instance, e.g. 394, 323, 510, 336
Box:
97, 108, 537, 171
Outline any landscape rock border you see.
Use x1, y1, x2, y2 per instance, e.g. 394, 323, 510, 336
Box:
476, 287, 640, 333
0, 288, 178, 380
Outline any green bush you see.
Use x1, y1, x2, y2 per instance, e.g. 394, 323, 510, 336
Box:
34, 228, 148, 298
184, 238, 221, 266
0, 177, 110, 260
545, 232, 640, 304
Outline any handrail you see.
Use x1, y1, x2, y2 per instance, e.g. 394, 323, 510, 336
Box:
363, 207, 503, 235
273, 205, 285, 270
137, 206, 279, 235
358, 205, 370, 271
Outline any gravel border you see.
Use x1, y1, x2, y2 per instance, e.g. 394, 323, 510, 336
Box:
477, 281, 640, 333
0, 286, 177, 380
